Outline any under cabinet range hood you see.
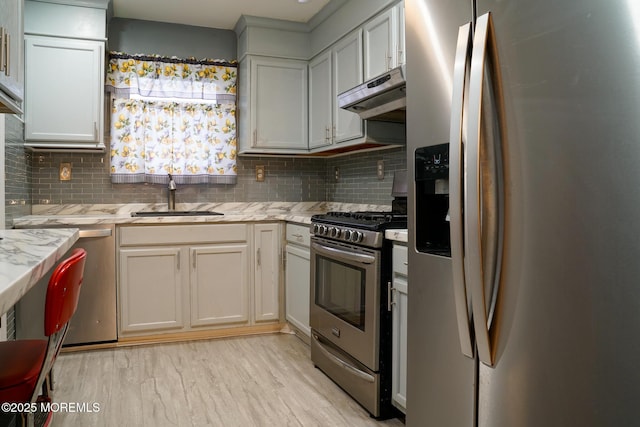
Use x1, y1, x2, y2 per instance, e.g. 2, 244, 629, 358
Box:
338, 65, 406, 123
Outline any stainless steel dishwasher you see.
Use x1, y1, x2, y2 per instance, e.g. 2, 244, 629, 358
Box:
16, 224, 117, 346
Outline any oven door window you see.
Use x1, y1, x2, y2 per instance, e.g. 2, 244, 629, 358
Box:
315, 255, 366, 330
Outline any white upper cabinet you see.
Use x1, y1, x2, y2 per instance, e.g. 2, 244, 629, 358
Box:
0, 0, 24, 114
24, 35, 104, 147
238, 56, 308, 154
236, 0, 404, 156
309, 29, 364, 149
308, 50, 332, 149
23, 0, 106, 151
363, 3, 405, 80
332, 30, 365, 144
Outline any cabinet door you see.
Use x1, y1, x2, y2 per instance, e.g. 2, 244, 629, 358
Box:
333, 29, 364, 144
190, 244, 249, 327
24, 35, 104, 145
250, 57, 307, 150
254, 223, 281, 322
285, 243, 310, 336
0, 0, 24, 110
308, 50, 332, 149
363, 8, 395, 80
396, 2, 405, 67
119, 247, 184, 334
392, 244, 408, 413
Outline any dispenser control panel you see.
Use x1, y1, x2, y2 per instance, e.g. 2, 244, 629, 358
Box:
415, 143, 449, 180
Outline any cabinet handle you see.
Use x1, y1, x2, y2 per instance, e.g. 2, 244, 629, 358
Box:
281, 247, 286, 270
4, 32, 9, 77
325, 126, 330, 142
387, 281, 396, 312
252, 129, 257, 147
0, 28, 5, 74
332, 125, 336, 142
192, 249, 196, 269
93, 122, 98, 141
397, 44, 404, 66
177, 251, 181, 270
257, 248, 261, 267
4, 31, 11, 77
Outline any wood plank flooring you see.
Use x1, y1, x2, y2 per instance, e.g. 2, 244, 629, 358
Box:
50, 333, 406, 426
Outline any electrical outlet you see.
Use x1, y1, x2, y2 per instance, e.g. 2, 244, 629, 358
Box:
60, 163, 72, 181
334, 166, 340, 182
256, 165, 265, 182
377, 160, 384, 180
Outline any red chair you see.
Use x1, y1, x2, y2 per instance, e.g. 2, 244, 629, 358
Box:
0, 248, 86, 427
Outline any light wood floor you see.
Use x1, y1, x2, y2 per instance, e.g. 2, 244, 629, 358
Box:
50, 333, 406, 426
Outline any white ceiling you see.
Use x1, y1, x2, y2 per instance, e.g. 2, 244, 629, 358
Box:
112, 0, 332, 30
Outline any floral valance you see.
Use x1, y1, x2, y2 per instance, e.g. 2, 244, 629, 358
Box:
105, 52, 237, 103
110, 99, 237, 185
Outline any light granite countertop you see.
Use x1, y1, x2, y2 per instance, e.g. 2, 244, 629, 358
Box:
13, 202, 394, 228
385, 229, 408, 243
0, 228, 79, 316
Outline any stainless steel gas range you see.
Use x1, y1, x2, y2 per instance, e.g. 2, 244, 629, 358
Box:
309, 210, 407, 419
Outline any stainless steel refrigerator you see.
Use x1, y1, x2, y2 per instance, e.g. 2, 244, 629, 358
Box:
406, 0, 640, 426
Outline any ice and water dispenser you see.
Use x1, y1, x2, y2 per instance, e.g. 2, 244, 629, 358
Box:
415, 143, 451, 257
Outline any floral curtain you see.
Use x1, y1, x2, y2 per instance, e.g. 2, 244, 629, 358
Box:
106, 52, 237, 184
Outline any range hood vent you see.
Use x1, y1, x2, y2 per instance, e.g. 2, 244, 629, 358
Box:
338, 65, 406, 123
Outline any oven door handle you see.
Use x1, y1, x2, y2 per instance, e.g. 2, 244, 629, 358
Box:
311, 242, 376, 265
312, 334, 375, 383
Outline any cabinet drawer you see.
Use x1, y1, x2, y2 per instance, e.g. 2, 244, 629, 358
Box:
286, 223, 310, 247
393, 244, 408, 276
119, 224, 248, 246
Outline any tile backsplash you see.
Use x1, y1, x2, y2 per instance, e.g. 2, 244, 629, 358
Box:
29, 146, 407, 206
5, 115, 31, 228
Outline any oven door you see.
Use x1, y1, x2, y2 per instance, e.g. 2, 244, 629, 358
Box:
310, 236, 381, 371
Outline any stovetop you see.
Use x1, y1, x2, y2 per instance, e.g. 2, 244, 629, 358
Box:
311, 211, 407, 248
311, 211, 407, 231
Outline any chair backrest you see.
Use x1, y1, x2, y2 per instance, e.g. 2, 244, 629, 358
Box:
44, 248, 87, 336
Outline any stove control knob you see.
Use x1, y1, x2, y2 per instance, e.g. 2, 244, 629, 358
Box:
352, 231, 363, 243
312, 224, 319, 234
319, 225, 328, 235
330, 227, 341, 238
344, 230, 352, 241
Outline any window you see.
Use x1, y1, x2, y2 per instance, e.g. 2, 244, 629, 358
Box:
105, 52, 237, 184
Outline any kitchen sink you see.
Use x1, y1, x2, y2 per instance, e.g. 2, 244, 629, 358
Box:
131, 210, 224, 217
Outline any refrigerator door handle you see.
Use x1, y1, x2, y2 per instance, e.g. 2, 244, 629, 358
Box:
466, 12, 505, 367
449, 22, 475, 359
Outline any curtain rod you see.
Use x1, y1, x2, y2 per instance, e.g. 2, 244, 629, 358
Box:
109, 52, 237, 67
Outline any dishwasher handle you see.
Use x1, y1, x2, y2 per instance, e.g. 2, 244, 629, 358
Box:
78, 229, 113, 238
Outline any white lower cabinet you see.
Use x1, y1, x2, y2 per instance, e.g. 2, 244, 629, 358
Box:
190, 244, 249, 327
118, 223, 280, 338
253, 223, 282, 322
391, 243, 408, 413
284, 223, 311, 336
119, 247, 184, 333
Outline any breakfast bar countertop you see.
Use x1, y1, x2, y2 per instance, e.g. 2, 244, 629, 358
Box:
0, 228, 79, 316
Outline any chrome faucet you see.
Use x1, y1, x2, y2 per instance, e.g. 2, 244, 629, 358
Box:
168, 174, 177, 211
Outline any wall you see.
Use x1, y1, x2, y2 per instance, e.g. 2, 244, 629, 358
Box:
327, 146, 406, 205
108, 18, 237, 60
31, 152, 327, 204
27, 16, 407, 207
5, 115, 30, 226
30, 146, 407, 205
